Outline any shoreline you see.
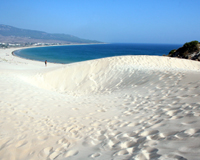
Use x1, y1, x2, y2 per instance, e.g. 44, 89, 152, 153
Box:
11, 42, 107, 64
2, 46, 200, 72
1, 47, 200, 159
11, 43, 183, 65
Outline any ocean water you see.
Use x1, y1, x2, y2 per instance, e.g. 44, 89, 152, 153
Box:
14, 43, 182, 64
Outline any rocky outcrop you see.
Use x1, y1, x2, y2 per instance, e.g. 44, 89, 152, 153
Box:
167, 41, 200, 61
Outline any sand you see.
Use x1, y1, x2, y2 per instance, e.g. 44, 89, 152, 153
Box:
0, 48, 200, 160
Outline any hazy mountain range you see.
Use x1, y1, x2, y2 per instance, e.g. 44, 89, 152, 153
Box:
0, 24, 101, 44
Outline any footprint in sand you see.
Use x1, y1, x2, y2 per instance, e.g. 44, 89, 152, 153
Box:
107, 131, 122, 137
119, 121, 130, 127
17, 134, 27, 140
15, 140, 28, 148
175, 132, 189, 139
57, 138, 71, 148
0, 139, 12, 150
37, 135, 48, 140
140, 147, 160, 159
64, 149, 79, 158
140, 130, 159, 137
90, 152, 101, 158
120, 141, 137, 148
122, 131, 138, 138
185, 128, 200, 136
39, 147, 53, 158
127, 122, 139, 127
49, 151, 60, 160
105, 138, 120, 148
113, 149, 129, 156
97, 109, 106, 112
82, 137, 99, 147
123, 110, 135, 116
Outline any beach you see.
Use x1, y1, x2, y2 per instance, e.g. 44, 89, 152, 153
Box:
1, 48, 200, 160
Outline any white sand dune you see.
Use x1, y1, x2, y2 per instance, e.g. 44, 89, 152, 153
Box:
1, 48, 200, 160
29, 55, 200, 95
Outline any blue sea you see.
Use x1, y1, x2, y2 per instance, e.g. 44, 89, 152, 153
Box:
14, 43, 182, 64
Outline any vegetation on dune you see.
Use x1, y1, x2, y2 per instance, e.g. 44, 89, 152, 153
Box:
167, 40, 200, 61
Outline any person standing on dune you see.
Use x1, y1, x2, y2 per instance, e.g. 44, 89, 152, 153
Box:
45, 60, 47, 67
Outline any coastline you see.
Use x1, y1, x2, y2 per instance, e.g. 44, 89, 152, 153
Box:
1, 47, 200, 159
11, 42, 107, 64
12, 43, 182, 65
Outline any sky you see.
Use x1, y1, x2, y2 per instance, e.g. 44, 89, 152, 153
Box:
0, 0, 200, 44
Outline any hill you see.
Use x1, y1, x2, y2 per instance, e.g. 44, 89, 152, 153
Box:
167, 40, 200, 61
0, 24, 101, 44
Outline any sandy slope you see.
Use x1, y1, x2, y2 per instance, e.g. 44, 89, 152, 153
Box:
0, 48, 200, 160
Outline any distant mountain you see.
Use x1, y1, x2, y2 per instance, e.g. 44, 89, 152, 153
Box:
0, 24, 101, 43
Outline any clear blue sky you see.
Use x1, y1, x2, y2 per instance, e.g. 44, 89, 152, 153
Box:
0, 0, 200, 44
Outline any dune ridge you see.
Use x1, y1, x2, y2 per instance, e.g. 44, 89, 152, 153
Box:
28, 56, 200, 95
0, 48, 200, 160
